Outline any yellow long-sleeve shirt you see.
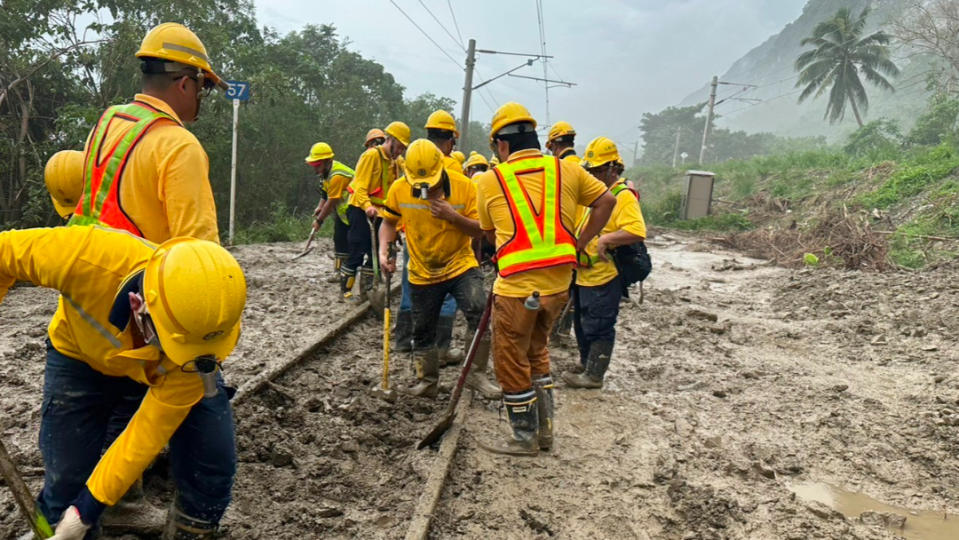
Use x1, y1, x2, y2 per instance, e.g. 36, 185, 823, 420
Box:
0, 226, 207, 506
575, 181, 647, 287
81, 94, 219, 243
347, 146, 400, 210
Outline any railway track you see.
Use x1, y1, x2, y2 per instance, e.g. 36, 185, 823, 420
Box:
225, 296, 475, 539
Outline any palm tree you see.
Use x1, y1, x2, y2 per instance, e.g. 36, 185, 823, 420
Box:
795, 7, 900, 127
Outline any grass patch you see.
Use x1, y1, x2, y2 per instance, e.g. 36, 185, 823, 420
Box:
859, 144, 959, 209
233, 203, 332, 244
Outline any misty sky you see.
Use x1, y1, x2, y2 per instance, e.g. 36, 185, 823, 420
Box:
256, 0, 807, 158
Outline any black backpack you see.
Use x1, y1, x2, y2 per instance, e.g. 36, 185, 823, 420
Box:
608, 183, 651, 294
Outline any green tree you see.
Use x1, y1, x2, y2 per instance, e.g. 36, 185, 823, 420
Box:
795, 7, 900, 127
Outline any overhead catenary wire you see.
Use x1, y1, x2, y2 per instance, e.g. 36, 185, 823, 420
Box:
417, 0, 466, 52
389, 0, 463, 70
446, 0, 465, 48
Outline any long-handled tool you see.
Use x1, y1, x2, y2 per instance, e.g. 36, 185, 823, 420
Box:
291, 219, 320, 261
370, 249, 396, 403
417, 290, 494, 449
368, 219, 387, 313
0, 437, 53, 539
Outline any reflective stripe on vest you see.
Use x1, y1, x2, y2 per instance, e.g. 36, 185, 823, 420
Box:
69, 101, 176, 236
493, 156, 577, 277
329, 161, 355, 224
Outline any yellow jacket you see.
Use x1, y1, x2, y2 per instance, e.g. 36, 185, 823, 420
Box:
575, 181, 647, 287
82, 94, 219, 243
0, 226, 206, 506
348, 146, 400, 210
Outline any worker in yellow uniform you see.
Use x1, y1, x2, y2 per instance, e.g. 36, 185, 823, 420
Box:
378, 139, 501, 399
70, 22, 225, 242
0, 225, 245, 540
464, 151, 489, 179
308, 142, 355, 283
451, 150, 466, 168
44, 150, 84, 220
475, 103, 616, 455
563, 137, 646, 389
342, 122, 409, 300
364, 128, 386, 150
546, 121, 579, 163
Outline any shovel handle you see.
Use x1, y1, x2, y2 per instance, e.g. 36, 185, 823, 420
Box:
446, 290, 494, 415
0, 437, 53, 538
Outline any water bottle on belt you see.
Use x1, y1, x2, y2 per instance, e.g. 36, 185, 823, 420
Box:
524, 291, 541, 311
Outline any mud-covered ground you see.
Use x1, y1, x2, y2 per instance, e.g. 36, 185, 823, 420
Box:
2, 233, 958, 539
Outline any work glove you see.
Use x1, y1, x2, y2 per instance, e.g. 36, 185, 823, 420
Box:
50, 506, 90, 539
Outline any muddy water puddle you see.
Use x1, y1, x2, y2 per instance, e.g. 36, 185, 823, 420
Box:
789, 481, 959, 540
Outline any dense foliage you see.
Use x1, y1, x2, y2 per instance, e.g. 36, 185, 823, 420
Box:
0, 1, 482, 237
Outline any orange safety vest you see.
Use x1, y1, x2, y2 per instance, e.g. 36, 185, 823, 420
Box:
70, 101, 177, 236
492, 155, 577, 277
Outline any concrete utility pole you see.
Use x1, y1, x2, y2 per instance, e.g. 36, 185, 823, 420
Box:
699, 75, 718, 165
460, 39, 476, 149
671, 126, 681, 168
632, 140, 640, 167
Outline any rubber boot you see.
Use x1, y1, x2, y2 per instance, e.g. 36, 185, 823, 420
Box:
358, 267, 376, 303
339, 269, 356, 300
480, 390, 539, 456
405, 348, 439, 398
393, 310, 413, 353
435, 315, 462, 366
464, 338, 502, 400
102, 477, 166, 531
533, 375, 555, 451
162, 504, 216, 540
563, 341, 613, 389
327, 253, 348, 283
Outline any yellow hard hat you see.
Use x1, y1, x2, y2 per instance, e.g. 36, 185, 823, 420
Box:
425, 110, 459, 138
547, 121, 576, 143
464, 151, 488, 169
581, 136, 621, 169
305, 142, 334, 163
403, 139, 445, 190
384, 121, 411, 147
136, 23, 226, 89
365, 128, 386, 145
489, 102, 537, 142
451, 150, 466, 164
143, 238, 247, 366
489, 155, 500, 166
44, 150, 84, 218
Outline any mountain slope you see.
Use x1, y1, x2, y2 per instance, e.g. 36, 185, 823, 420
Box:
680, 0, 934, 140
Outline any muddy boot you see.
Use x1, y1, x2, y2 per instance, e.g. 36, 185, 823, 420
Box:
555, 307, 574, 339
327, 253, 348, 283
393, 310, 413, 353
405, 348, 439, 398
358, 267, 376, 303
480, 390, 539, 456
162, 504, 216, 540
562, 341, 613, 389
464, 338, 502, 400
339, 269, 356, 300
434, 315, 461, 366
533, 375, 555, 451
102, 477, 166, 532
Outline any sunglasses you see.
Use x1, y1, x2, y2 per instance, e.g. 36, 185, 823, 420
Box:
173, 71, 216, 99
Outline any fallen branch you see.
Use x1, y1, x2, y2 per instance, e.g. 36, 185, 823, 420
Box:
874, 231, 959, 242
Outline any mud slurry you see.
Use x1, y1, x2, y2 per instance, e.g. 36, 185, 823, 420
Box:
432, 233, 959, 539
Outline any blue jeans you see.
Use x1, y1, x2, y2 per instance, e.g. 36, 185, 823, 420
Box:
38, 342, 237, 527
573, 275, 623, 365
399, 241, 456, 316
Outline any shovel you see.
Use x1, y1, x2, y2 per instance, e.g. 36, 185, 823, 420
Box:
368, 219, 387, 313
0, 436, 53, 539
291, 220, 319, 261
417, 290, 493, 449
370, 266, 396, 403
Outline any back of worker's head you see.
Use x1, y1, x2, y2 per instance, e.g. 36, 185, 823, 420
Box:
44, 150, 84, 219
489, 102, 540, 159
142, 238, 247, 367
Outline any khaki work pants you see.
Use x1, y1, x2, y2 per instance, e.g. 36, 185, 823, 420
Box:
491, 291, 568, 393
